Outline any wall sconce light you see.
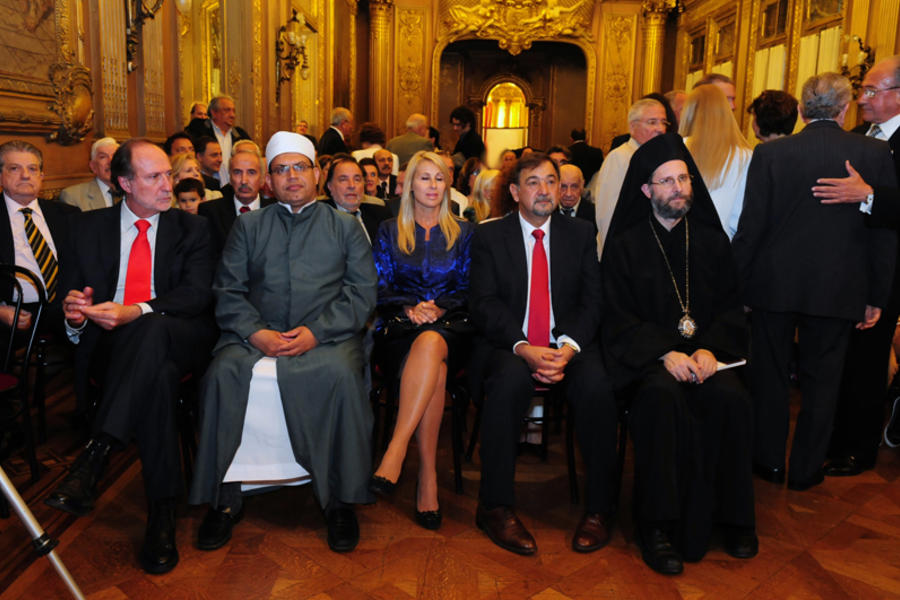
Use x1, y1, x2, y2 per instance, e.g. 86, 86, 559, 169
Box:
840, 35, 874, 93
275, 9, 310, 104
125, 0, 165, 73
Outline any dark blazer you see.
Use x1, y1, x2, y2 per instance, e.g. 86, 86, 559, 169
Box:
198, 189, 275, 255
184, 118, 252, 146
1, 197, 77, 304
568, 140, 605, 183
560, 197, 598, 235
321, 198, 392, 243
469, 212, 602, 351
202, 173, 221, 192
375, 175, 397, 200
733, 119, 898, 321
865, 126, 900, 227
318, 127, 349, 156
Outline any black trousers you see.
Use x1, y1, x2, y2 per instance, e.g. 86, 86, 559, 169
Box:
90, 313, 216, 502
478, 346, 618, 514
829, 294, 900, 465
750, 310, 852, 483
629, 365, 754, 558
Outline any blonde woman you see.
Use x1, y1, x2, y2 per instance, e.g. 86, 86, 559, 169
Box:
369, 151, 475, 530
465, 168, 501, 223
679, 84, 752, 239
170, 153, 223, 201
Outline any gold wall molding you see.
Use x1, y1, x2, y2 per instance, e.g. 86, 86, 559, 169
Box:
100, 0, 128, 134
640, 1, 680, 94
46, 59, 93, 144
396, 7, 426, 130
369, 0, 394, 129
597, 12, 637, 149
252, 0, 262, 141
142, 11, 165, 136
441, 0, 594, 56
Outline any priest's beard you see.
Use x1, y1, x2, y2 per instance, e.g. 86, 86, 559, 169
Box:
651, 188, 693, 220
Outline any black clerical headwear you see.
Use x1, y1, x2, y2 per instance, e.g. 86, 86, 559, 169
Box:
606, 133, 725, 243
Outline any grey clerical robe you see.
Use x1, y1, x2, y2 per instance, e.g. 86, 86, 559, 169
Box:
189, 201, 378, 509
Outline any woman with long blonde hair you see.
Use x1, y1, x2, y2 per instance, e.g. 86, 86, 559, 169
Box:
369, 150, 475, 530
464, 168, 501, 223
679, 84, 752, 239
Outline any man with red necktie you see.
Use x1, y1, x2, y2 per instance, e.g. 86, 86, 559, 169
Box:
469, 153, 618, 556
45, 138, 218, 575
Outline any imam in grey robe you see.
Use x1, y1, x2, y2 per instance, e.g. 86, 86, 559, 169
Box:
189, 201, 378, 509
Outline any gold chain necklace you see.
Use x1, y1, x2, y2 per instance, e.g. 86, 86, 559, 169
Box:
649, 214, 696, 339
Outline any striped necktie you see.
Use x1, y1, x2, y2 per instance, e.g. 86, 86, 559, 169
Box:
19, 207, 58, 302
867, 124, 883, 139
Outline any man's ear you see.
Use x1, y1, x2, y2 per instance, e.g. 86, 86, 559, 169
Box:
641, 183, 652, 199
118, 176, 132, 196
509, 183, 520, 203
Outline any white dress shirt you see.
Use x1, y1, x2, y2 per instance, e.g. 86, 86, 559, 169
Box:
96, 178, 114, 208
233, 194, 261, 215
4, 194, 57, 302
212, 121, 235, 185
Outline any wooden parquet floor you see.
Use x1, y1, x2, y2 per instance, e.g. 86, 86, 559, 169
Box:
2, 379, 900, 599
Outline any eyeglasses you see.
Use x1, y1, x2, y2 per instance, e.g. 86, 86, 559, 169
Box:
635, 118, 671, 128
649, 173, 691, 188
271, 162, 314, 176
860, 86, 900, 98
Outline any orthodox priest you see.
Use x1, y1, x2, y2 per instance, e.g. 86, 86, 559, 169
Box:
189, 132, 377, 553
601, 134, 756, 575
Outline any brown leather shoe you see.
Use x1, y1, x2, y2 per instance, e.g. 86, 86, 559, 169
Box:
572, 512, 611, 553
476, 504, 537, 555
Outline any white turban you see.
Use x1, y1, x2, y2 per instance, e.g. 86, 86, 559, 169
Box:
265, 131, 316, 170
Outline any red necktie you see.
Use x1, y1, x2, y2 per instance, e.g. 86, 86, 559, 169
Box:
124, 219, 151, 304
239, 206, 250, 214
527, 229, 550, 347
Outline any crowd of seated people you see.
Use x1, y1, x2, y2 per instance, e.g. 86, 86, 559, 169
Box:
2, 59, 899, 580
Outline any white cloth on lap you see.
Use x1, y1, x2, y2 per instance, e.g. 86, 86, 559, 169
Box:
223, 357, 311, 490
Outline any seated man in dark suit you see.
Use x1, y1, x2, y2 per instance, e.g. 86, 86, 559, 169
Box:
45, 138, 218, 575
558, 164, 598, 235
321, 154, 392, 243
198, 148, 273, 255
469, 153, 618, 556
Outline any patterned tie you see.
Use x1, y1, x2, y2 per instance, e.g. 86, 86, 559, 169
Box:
562, 207, 575, 217
239, 206, 250, 214
867, 124, 883, 139
527, 229, 550, 347
124, 219, 152, 304
19, 208, 58, 302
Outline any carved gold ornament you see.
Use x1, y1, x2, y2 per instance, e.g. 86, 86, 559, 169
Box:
46, 54, 94, 145
442, 0, 591, 56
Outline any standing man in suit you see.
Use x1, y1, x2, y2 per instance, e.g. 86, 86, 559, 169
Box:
387, 113, 434, 166
732, 72, 897, 491
568, 128, 604, 184
450, 105, 485, 167
59, 138, 120, 212
321, 154, 392, 243
198, 148, 273, 256
469, 153, 618, 556
44, 139, 218, 575
0, 140, 76, 331
810, 56, 900, 473
185, 95, 252, 185
318, 107, 354, 156
557, 164, 597, 235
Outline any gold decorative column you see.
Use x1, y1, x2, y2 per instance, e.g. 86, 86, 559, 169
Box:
369, 0, 393, 128
640, 0, 679, 95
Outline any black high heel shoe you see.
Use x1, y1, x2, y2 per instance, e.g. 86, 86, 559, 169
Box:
415, 507, 442, 530
369, 475, 398, 496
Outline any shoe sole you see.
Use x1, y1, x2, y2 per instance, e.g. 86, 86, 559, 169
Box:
44, 496, 92, 518
885, 397, 900, 448
475, 515, 537, 556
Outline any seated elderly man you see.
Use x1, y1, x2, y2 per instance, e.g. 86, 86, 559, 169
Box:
602, 134, 756, 575
189, 132, 377, 554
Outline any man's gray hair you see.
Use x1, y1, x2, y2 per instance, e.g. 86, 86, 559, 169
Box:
800, 72, 852, 120
628, 98, 665, 124
90, 137, 119, 160
887, 55, 900, 86
208, 95, 235, 114
405, 113, 427, 130
331, 107, 352, 126
0, 140, 42, 170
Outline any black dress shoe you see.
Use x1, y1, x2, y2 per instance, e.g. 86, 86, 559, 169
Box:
722, 525, 758, 559
638, 525, 683, 575
415, 508, 442, 530
45, 439, 111, 517
787, 469, 824, 491
139, 499, 179, 575
368, 475, 397, 497
752, 463, 785, 485
197, 506, 243, 550
326, 504, 359, 552
572, 512, 612, 553
823, 456, 875, 477
476, 504, 537, 556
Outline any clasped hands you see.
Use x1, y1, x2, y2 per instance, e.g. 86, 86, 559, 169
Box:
403, 300, 446, 326
516, 343, 576, 385
249, 326, 318, 357
64, 287, 142, 331
662, 349, 717, 384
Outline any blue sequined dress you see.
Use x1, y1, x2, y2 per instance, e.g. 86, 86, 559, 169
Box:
372, 217, 475, 372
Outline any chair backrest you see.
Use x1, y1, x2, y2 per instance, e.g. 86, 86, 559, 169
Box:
0, 265, 44, 374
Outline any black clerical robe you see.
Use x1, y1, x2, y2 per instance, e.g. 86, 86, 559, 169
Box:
602, 216, 754, 560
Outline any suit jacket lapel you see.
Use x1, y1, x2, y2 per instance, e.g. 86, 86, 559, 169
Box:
501, 214, 528, 320
101, 206, 121, 298
548, 216, 566, 320
1, 204, 15, 264
154, 210, 177, 296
